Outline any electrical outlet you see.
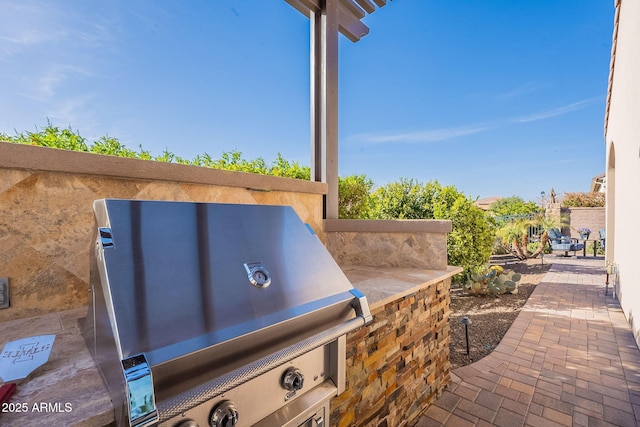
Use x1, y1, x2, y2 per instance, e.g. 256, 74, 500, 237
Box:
0, 277, 9, 309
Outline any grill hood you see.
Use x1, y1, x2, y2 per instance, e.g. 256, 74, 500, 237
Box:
86, 199, 371, 425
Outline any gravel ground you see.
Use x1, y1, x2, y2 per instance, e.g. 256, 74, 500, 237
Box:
448, 257, 551, 369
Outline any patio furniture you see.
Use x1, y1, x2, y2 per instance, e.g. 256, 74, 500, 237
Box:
599, 228, 606, 250
548, 228, 584, 257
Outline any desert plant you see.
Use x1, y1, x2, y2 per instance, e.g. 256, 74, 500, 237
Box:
528, 215, 569, 258
496, 219, 531, 260
464, 266, 522, 295
497, 214, 568, 259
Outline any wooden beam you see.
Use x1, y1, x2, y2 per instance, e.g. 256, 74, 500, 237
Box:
284, 0, 321, 17
338, 2, 370, 42
373, 0, 386, 7
355, 0, 376, 14
339, 0, 366, 19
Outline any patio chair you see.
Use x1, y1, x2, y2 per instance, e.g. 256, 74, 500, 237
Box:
548, 228, 584, 257
599, 228, 606, 250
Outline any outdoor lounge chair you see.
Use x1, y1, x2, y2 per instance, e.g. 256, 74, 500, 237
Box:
548, 228, 584, 257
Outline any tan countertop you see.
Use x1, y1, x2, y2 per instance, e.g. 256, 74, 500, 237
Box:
343, 265, 463, 312
0, 308, 113, 427
0, 265, 460, 426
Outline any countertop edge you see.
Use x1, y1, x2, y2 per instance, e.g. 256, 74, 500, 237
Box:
343, 265, 463, 313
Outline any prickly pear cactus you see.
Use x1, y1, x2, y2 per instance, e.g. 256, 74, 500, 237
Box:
464, 267, 522, 295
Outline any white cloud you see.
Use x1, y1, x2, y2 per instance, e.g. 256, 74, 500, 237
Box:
511, 98, 597, 123
0, 1, 67, 58
497, 81, 547, 99
349, 125, 494, 144
30, 65, 92, 100
0, 1, 119, 59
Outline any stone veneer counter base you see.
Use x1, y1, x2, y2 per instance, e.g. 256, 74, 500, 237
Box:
0, 267, 459, 426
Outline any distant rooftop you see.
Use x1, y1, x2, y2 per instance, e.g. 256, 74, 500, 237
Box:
474, 196, 502, 211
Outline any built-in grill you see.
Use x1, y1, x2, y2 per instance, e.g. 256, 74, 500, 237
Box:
85, 199, 371, 427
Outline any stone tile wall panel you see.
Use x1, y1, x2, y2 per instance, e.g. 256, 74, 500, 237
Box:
0, 148, 324, 321
326, 231, 448, 270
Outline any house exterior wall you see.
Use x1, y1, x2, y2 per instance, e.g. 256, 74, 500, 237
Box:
604, 0, 640, 347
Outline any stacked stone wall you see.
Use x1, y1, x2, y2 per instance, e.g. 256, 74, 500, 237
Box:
331, 277, 451, 426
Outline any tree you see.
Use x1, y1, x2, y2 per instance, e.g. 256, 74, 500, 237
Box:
528, 215, 569, 258
496, 214, 568, 260
488, 196, 541, 219
496, 219, 531, 260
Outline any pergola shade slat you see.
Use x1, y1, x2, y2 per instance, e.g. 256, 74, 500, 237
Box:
340, 0, 366, 19
355, 0, 376, 14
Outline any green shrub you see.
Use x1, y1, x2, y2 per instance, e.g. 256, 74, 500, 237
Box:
338, 175, 373, 219
3, 122, 497, 272
587, 241, 605, 255
368, 179, 495, 277
527, 241, 551, 255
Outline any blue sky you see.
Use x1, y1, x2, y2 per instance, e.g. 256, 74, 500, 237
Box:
0, 1, 614, 203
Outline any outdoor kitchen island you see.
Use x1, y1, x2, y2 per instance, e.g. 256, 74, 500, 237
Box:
0, 266, 458, 427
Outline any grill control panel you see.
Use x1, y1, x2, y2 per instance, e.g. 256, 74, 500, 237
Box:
162, 345, 332, 427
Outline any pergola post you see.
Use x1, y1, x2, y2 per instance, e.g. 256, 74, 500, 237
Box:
286, 0, 389, 219
310, 0, 339, 219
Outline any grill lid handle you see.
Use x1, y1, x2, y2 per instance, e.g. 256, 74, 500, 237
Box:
122, 353, 158, 427
350, 289, 373, 324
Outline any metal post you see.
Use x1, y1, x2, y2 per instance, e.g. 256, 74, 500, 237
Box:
460, 316, 472, 356
310, 0, 339, 220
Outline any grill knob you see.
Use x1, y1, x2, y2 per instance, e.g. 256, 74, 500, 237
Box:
209, 400, 239, 427
281, 367, 305, 391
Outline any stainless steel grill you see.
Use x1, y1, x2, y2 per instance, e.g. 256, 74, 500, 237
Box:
85, 199, 371, 427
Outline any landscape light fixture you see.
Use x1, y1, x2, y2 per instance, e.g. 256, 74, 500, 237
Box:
460, 316, 472, 356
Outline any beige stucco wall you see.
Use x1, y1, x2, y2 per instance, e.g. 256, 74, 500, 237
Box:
564, 207, 606, 240
604, 0, 640, 347
0, 142, 326, 321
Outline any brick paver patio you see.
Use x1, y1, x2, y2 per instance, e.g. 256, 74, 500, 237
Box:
417, 257, 640, 426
